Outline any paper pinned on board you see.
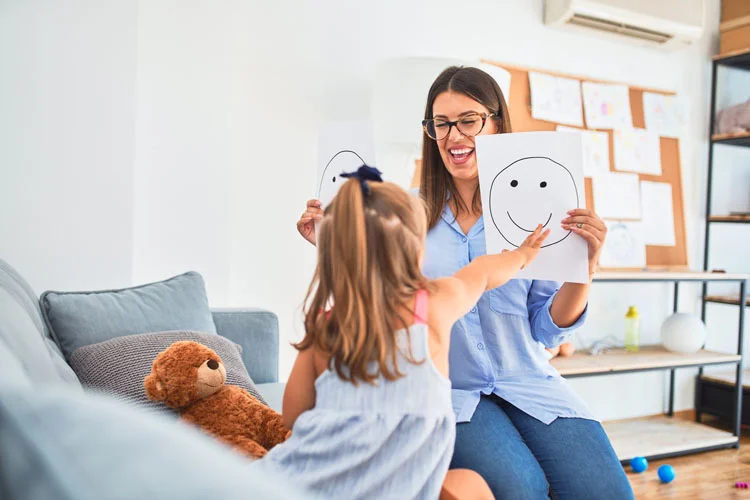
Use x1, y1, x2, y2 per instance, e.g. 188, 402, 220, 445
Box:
475, 131, 589, 284
643, 92, 681, 138
599, 220, 647, 269
317, 121, 376, 208
557, 125, 611, 176
478, 62, 512, 106
591, 172, 641, 220
529, 72, 584, 127
640, 180, 676, 246
582, 82, 633, 129
613, 128, 662, 175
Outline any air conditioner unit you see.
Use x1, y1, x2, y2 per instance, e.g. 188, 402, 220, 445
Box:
544, 0, 704, 49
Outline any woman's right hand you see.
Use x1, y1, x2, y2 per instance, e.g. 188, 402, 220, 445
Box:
515, 225, 550, 268
297, 199, 324, 246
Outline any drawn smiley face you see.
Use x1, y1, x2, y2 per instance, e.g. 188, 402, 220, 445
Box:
488, 157, 579, 248
318, 150, 366, 206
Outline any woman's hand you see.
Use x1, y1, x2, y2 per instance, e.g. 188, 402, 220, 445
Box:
562, 209, 607, 274
297, 199, 323, 246
515, 224, 550, 268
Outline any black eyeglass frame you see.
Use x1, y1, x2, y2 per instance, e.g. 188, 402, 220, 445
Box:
421, 112, 499, 141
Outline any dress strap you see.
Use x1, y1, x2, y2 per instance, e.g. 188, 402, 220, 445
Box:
413, 289, 428, 325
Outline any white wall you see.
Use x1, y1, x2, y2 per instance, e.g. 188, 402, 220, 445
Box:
0, 1, 137, 293
3, 0, 746, 421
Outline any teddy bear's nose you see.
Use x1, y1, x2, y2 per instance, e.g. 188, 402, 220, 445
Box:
207, 359, 219, 370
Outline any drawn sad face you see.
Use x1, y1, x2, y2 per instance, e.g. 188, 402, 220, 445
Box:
318, 150, 367, 206
489, 157, 579, 248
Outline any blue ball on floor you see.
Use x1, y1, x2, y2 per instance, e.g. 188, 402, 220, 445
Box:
630, 456, 648, 473
658, 464, 675, 483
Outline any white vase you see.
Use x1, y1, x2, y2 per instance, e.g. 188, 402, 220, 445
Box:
660, 313, 707, 354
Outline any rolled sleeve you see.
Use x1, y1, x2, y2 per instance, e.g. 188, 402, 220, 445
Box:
527, 280, 587, 348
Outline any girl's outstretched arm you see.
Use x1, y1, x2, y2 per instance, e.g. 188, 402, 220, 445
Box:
430, 226, 549, 327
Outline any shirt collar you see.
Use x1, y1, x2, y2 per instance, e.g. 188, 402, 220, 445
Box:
440, 202, 485, 238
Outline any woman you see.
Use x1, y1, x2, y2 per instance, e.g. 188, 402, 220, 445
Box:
297, 66, 633, 500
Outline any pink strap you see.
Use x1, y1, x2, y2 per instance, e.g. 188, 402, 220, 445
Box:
413, 289, 428, 325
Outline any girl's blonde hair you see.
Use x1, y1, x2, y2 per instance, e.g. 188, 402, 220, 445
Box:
296, 177, 431, 384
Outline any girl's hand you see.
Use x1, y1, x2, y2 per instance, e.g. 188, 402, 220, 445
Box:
562, 208, 607, 274
515, 225, 550, 268
297, 199, 323, 246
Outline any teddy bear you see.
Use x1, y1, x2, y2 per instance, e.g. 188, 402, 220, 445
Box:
144, 340, 290, 459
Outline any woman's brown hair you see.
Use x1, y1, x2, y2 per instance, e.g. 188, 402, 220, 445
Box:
296, 178, 432, 384
420, 66, 512, 229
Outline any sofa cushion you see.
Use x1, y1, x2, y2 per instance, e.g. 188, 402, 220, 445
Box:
69, 330, 267, 414
0, 260, 79, 387
0, 387, 308, 500
212, 309, 280, 384
41, 271, 217, 361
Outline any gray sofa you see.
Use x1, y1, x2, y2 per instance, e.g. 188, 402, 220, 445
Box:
0, 259, 297, 499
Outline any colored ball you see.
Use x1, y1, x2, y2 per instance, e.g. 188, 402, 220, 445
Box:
630, 456, 648, 473
658, 464, 675, 483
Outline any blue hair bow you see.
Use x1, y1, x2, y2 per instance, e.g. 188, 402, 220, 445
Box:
340, 165, 383, 196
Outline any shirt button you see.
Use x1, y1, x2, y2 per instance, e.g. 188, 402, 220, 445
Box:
471, 307, 477, 313
462, 237, 467, 242
477, 343, 484, 350
487, 381, 494, 388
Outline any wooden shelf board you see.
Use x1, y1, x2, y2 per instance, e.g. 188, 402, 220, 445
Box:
593, 270, 748, 282
706, 295, 750, 306
700, 368, 750, 388
711, 131, 750, 147
551, 346, 740, 377
712, 46, 750, 60
712, 131, 750, 141
713, 47, 750, 70
603, 415, 737, 461
709, 214, 750, 223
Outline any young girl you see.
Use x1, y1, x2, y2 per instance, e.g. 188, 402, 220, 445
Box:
264, 166, 548, 499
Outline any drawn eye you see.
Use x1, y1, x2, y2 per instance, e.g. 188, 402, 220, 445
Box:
540, 181, 547, 188
510, 180, 518, 187
332, 176, 336, 183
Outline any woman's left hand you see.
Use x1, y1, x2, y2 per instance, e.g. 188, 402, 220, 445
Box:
562, 209, 607, 275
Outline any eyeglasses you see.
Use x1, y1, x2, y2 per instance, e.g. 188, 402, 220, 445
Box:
422, 112, 497, 141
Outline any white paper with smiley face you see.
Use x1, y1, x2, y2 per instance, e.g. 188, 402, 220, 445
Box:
317, 121, 376, 208
490, 157, 577, 248
318, 150, 367, 207
476, 132, 589, 284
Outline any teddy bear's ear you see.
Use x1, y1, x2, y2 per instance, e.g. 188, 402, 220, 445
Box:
144, 373, 166, 402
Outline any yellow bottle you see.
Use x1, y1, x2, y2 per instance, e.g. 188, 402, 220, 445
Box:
624, 306, 640, 353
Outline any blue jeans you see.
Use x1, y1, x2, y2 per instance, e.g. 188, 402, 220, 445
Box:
450, 395, 634, 500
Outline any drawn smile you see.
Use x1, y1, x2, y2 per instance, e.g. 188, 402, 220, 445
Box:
506, 211, 552, 233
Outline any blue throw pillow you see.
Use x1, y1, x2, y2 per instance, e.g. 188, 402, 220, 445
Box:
40, 271, 217, 361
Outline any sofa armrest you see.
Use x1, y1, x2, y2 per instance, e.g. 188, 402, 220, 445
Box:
211, 308, 278, 384
256, 382, 285, 413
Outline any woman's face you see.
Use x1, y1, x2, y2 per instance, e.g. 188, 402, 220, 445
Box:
431, 91, 498, 182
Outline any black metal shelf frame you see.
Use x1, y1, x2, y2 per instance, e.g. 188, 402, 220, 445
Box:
583, 276, 747, 462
